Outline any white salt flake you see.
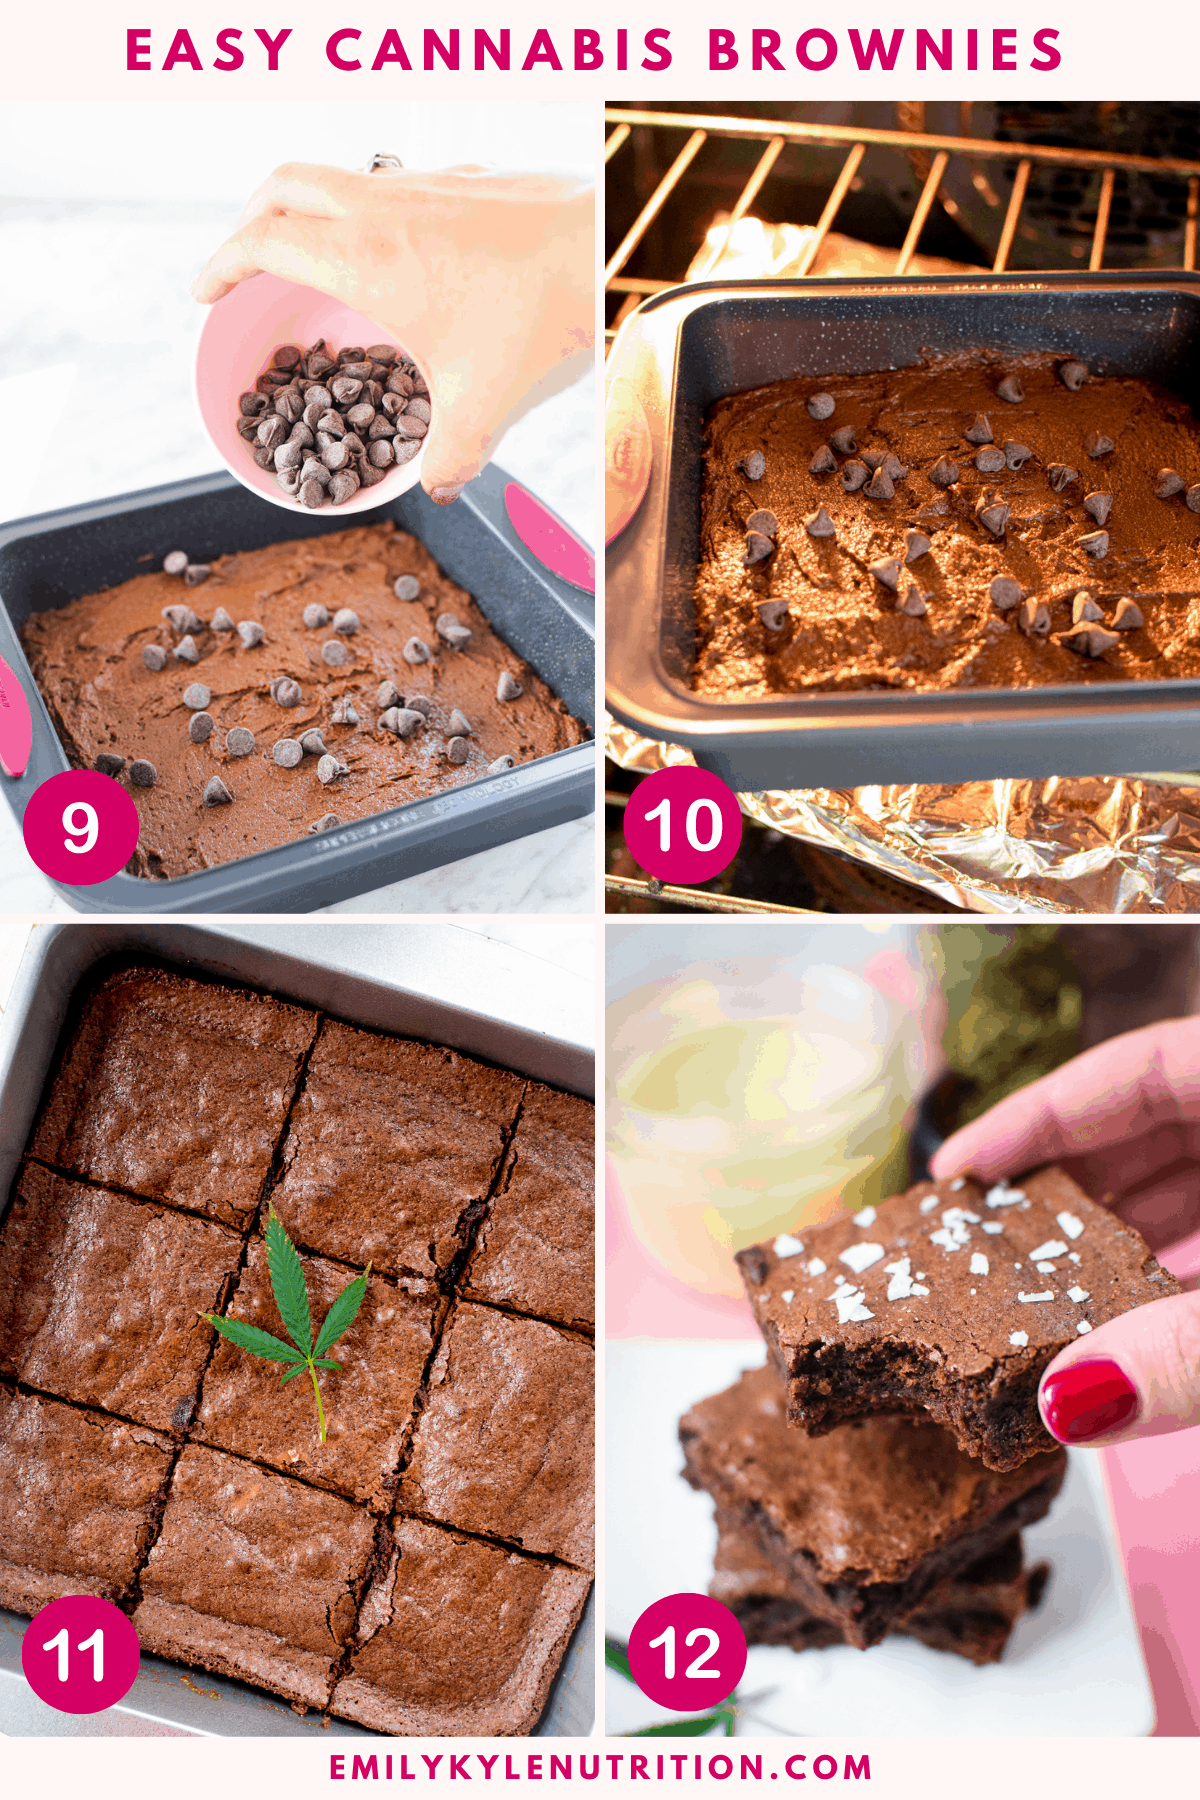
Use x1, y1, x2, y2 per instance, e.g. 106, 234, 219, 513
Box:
986, 1184, 1027, 1208
840, 1241, 886, 1275
1018, 1290, 1055, 1303
833, 1287, 875, 1324
806, 1257, 827, 1276
833, 1273, 847, 1288
930, 1224, 972, 1252
943, 1207, 981, 1227
1057, 1211, 1085, 1240
970, 1252, 989, 1276
949, 1178, 966, 1191
1029, 1240, 1068, 1262
1009, 1330, 1029, 1347
1077, 1319, 1093, 1334
1068, 1252, 1081, 1265
883, 1256, 917, 1300
982, 1222, 1004, 1235
781, 1290, 794, 1304
774, 1233, 805, 1258
1068, 1286, 1090, 1303
852, 1206, 877, 1227
1036, 1262, 1057, 1274
919, 1195, 940, 1214
912, 1284, 930, 1295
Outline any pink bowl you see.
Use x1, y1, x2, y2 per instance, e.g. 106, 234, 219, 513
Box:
194, 273, 426, 515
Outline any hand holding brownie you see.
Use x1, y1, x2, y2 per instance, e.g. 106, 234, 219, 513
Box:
192, 161, 594, 504
931, 1017, 1200, 1448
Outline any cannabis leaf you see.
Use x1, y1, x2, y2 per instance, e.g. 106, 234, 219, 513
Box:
200, 1207, 370, 1445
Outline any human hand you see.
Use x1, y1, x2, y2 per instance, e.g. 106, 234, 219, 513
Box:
192, 162, 594, 503
930, 1017, 1200, 1448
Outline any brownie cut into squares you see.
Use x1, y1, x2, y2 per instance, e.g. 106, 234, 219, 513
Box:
195, 1236, 438, 1507
133, 1444, 375, 1710
398, 1300, 594, 1571
736, 1166, 1178, 1471
680, 1363, 1065, 1649
31, 966, 318, 1227
463, 1083, 595, 1330
0, 1164, 241, 1432
271, 1021, 525, 1279
0, 1388, 172, 1614
332, 1517, 591, 1736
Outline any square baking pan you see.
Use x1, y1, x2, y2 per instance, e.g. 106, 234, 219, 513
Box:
606, 271, 1200, 792
0, 464, 595, 913
0, 922, 595, 1738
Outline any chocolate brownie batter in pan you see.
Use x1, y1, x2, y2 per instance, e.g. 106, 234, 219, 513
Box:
696, 351, 1200, 698
21, 522, 585, 879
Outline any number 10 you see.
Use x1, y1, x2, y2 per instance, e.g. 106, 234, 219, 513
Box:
43, 1627, 105, 1683
643, 797, 723, 855
646, 1624, 721, 1680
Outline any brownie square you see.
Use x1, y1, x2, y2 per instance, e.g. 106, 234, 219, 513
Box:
32, 967, 318, 1227
0, 1389, 172, 1614
680, 1363, 1065, 1649
464, 1084, 595, 1330
332, 1517, 591, 1736
195, 1237, 437, 1507
272, 1022, 525, 1279
736, 1166, 1178, 1471
398, 1301, 594, 1570
0, 1164, 241, 1432
133, 1445, 375, 1710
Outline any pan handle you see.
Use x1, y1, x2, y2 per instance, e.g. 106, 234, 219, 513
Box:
459, 462, 595, 602
0, 652, 32, 779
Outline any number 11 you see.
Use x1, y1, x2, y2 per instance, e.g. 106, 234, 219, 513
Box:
42, 1627, 105, 1682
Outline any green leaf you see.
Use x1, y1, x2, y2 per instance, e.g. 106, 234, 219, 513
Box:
201, 1313, 303, 1364
604, 1639, 633, 1682
278, 1364, 308, 1385
628, 1716, 730, 1738
265, 1208, 312, 1356
313, 1265, 370, 1358
313, 1357, 342, 1371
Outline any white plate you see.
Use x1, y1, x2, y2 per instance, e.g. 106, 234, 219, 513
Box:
605, 1342, 1153, 1738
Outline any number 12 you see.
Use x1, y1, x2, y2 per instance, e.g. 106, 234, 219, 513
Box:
646, 1624, 721, 1680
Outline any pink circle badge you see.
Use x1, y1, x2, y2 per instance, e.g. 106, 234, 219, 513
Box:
622, 766, 742, 885
22, 770, 140, 884
627, 1593, 747, 1711
22, 1594, 141, 1715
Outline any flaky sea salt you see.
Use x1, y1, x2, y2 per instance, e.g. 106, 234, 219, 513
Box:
1029, 1240, 1068, 1261
833, 1287, 874, 1324
852, 1206, 877, 1227
1057, 1211, 1085, 1240
919, 1195, 940, 1214
883, 1255, 927, 1300
1068, 1286, 1089, 1303
949, 1177, 966, 1191
1018, 1290, 1055, 1303
1009, 1330, 1029, 1347
1077, 1319, 1093, 1334
781, 1290, 794, 1304
840, 1241, 885, 1274
774, 1233, 804, 1258
1036, 1262, 1057, 1274
982, 1222, 1004, 1235
970, 1252, 989, 1276
986, 1183, 1027, 1208
806, 1257, 826, 1276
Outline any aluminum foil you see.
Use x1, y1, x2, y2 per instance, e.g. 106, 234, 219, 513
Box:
607, 717, 1200, 914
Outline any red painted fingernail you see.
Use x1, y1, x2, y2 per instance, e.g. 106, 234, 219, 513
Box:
430, 483, 464, 506
1040, 1358, 1139, 1444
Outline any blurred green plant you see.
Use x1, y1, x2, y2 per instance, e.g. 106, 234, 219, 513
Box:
605, 1638, 738, 1737
936, 925, 1082, 1127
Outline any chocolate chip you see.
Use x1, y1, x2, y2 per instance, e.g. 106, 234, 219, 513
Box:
236, 417, 263, 441
317, 754, 347, 785
302, 603, 330, 629
869, 557, 902, 590
975, 496, 1011, 537
928, 456, 959, 487
1080, 530, 1109, 558
406, 696, 433, 718
738, 1246, 769, 1286
256, 415, 288, 452
301, 459, 331, 488
997, 374, 1024, 404
745, 509, 778, 538
807, 392, 835, 420
173, 635, 200, 664
1085, 431, 1114, 458
496, 671, 523, 701
1156, 468, 1185, 498
1059, 361, 1089, 391
163, 604, 205, 635
488, 756, 515, 774
804, 505, 837, 536
406, 398, 431, 425
187, 712, 214, 744
740, 451, 766, 481
1018, 598, 1051, 637
840, 460, 869, 493
300, 730, 327, 756
990, 576, 1023, 611
322, 640, 351, 667
273, 345, 302, 370
226, 727, 255, 758
277, 470, 301, 497
393, 575, 421, 600
274, 440, 304, 474
393, 415, 428, 442
882, 453, 909, 481
903, 530, 932, 563
322, 440, 353, 472
864, 468, 895, 501
975, 446, 1006, 474
1187, 485, 1200, 514
331, 376, 363, 406
756, 600, 789, 631
330, 470, 361, 505
310, 812, 342, 833
744, 530, 775, 564
129, 759, 157, 787
367, 440, 394, 468
377, 680, 402, 709
403, 637, 431, 665
273, 738, 303, 768
809, 445, 837, 475
1073, 591, 1103, 624
142, 644, 167, 671
380, 706, 425, 739
239, 393, 267, 418
210, 607, 235, 632
331, 697, 359, 726
182, 683, 211, 711
203, 775, 234, 805
861, 450, 887, 470
163, 550, 188, 576
271, 676, 302, 708
94, 753, 126, 776
446, 736, 470, 766
299, 479, 326, 509
237, 621, 264, 648
1046, 464, 1078, 493
1112, 598, 1144, 630
447, 709, 471, 738
436, 613, 472, 649
1004, 442, 1033, 470
391, 440, 421, 468
965, 414, 993, 445
1061, 623, 1118, 658
829, 426, 856, 455
1083, 491, 1113, 527
289, 422, 316, 451
897, 582, 927, 617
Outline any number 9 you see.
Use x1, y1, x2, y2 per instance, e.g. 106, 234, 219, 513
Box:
62, 802, 99, 855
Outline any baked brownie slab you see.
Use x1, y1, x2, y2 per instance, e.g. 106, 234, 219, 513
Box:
0, 1389, 172, 1614
32, 967, 318, 1227
272, 1021, 524, 1279
398, 1300, 594, 1571
680, 1364, 1065, 1649
195, 1237, 437, 1507
736, 1166, 1177, 1471
332, 1517, 591, 1736
133, 1445, 374, 1710
0, 1164, 241, 1432
463, 1084, 595, 1331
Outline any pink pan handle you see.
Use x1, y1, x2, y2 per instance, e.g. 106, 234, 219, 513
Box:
0, 653, 32, 778
504, 482, 595, 596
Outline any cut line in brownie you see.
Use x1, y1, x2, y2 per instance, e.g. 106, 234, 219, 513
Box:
735, 1166, 1178, 1471
680, 1363, 1065, 1649
331, 1515, 591, 1736
31, 967, 319, 1227
271, 1020, 526, 1281
398, 1300, 594, 1571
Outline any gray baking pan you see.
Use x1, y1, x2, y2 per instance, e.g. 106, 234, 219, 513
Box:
606, 271, 1200, 791
0, 922, 595, 1739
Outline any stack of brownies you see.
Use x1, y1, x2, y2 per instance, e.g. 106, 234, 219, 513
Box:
0, 963, 594, 1736
681, 1167, 1176, 1664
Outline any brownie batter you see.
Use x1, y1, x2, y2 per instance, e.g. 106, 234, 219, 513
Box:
736, 1167, 1178, 1471
696, 351, 1200, 697
21, 522, 585, 879
680, 1363, 1065, 1649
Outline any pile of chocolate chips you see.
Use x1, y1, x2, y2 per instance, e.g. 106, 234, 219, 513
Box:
237, 340, 429, 507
